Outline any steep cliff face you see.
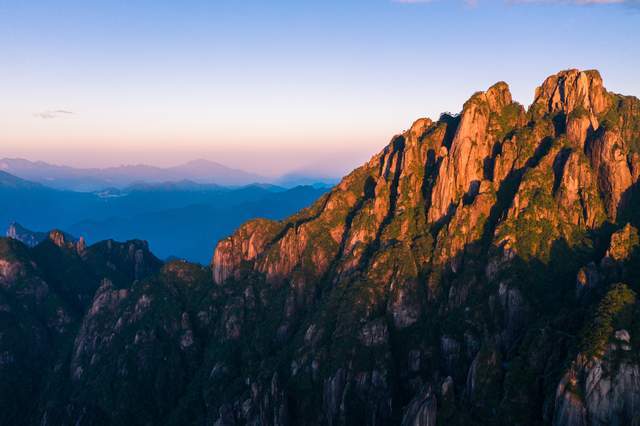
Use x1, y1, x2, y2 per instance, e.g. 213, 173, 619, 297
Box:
2, 69, 640, 425
428, 81, 519, 224
209, 69, 640, 425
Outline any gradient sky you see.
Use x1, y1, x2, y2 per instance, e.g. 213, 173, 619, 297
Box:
1, 0, 638, 177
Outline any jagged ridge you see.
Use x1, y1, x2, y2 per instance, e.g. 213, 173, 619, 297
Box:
210, 69, 640, 424
214, 69, 638, 289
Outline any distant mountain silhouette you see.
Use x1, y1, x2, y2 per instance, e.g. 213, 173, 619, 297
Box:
0, 158, 266, 191
0, 170, 43, 189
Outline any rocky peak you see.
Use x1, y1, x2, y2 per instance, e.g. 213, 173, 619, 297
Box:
6, 222, 18, 239
48, 229, 71, 248
76, 236, 87, 256
484, 81, 513, 111
213, 69, 639, 286
407, 117, 433, 142
6, 222, 47, 247
604, 223, 639, 263
427, 81, 517, 223
532, 69, 615, 154
46, 229, 87, 254
587, 127, 634, 219
533, 69, 609, 118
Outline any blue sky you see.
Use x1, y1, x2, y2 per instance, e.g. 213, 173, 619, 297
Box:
0, 0, 638, 176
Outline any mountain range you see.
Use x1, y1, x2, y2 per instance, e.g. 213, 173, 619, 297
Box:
0, 169, 43, 189
0, 158, 337, 191
0, 176, 327, 263
1, 69, 640, 425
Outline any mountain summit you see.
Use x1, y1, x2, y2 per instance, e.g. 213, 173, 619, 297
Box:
211, 69, 640, 424
213, 69, 638, 288
2, 70, 640, 425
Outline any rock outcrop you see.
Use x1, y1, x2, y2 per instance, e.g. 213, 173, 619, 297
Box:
554, 284, 640, 426
428, 82, 519, 224
6, 222, 46, 247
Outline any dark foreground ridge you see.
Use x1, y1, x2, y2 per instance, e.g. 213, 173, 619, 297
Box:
2, 69, 640, 425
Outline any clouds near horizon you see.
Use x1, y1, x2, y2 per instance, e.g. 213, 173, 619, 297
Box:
33, 110, 75, 119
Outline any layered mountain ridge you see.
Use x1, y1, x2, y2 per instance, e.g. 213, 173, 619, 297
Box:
2, 69, 640, 425
0, 158, 266, 191
0, 178, 327, 263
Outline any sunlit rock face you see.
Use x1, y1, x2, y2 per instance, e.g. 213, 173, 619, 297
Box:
3, 69, 640, 425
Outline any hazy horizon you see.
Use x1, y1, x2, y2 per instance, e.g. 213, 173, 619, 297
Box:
2, 0, 639, 176
0, 155, 342, 180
